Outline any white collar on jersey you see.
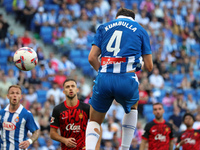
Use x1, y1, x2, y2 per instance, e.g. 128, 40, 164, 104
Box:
117, 15, 135, 21
5, 104, 23, 114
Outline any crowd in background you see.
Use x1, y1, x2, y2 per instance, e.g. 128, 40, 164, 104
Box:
0, 0, 200, 149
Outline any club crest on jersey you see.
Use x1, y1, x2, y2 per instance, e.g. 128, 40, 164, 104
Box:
165, 127, 169, 132
194, 132, 198, 136
3, 122, 16, 131
50, 117, 55, 123
15, 116, 19, 122
79, 113, 83, 119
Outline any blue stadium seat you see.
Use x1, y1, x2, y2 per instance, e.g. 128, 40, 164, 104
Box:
191, 44, 200, 56
145, 113, 155, 122
164, 81, 172, 87
22, 88, 28, 94
143, 104, 153, 116
42, 35, 53, 44
87, 34, 94, 43
82, 50, 90, 58
36, 90, 47, 105
41, 81, 52, 89
173, 74, 184, 83
172, 74, 184, 87
44, 4, 60, 14
82, 66, 93, 77
0, 49, 11, 57
160, 89, 166, 99
30, 18, 35, 31
3, 0, 13, 13
37, 137, 46, 146
40, 26, 52, 44
58, 27, 64, 32
183, 89, 196, 98
4, 3, 13, 13
163, 112, 173, 122
0, 57, 7, 65
40, 26, 52, 35
176, 65, 182, 73
79, 58, 91, 68
45, 0, 54, 4
6, 65, 19, 76
3, 0, 13, 5
72, 57, 81, 67
69, 50, 81, 61
53, 140, 60, 148
163, 106, 173, 113
0, 65, 7, 73
191, 44, 200, 51
193, 71, 200, 79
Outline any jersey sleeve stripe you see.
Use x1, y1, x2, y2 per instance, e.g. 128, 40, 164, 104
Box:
50, 125, 59, 129
142, 136, 148, 140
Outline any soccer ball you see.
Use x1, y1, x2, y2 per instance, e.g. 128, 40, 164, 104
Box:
13, 47, 38, 71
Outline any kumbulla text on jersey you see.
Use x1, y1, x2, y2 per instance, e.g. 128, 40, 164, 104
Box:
105, 21, 137, 32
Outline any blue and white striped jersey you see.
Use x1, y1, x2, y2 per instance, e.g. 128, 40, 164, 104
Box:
93, 16, 152, 73
0, 104, 39, 150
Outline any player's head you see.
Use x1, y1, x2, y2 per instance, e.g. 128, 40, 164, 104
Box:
183, 113, 195, 128
63, 79, 79, 100
153, 103, 164, 120
7, 85, 22, 106
116, 7, 135, 20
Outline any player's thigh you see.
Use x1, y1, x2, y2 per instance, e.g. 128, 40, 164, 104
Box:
114, 73, 139, 113
89, 73, 114, 113
89, 105, 107, 124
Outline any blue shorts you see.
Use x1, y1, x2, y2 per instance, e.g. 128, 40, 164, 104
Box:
89, 73, 139, 114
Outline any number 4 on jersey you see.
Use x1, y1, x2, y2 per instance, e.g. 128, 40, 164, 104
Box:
106, 30, 122, 56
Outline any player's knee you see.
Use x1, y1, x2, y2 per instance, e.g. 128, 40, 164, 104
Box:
131, 102, 138, 110
87, 121, 101, 135
94, 127, 100, 135
131, 107, 137, 110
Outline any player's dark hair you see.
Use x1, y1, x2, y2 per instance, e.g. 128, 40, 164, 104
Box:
8, 85, 22, 93
153, 102, 163, 108
63, 79, 77, 87
116, 7, 135, 20
183, 113, 195, 122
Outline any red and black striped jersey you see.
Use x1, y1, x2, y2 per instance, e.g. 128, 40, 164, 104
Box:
50, 100, 89, 150
142, 119, 174, 150
177, 129, 200, 150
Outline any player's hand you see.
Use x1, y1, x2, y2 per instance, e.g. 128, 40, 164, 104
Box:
19, 140, 31, 149
63, 138, 77, 148
175, 140, 186, 150
179, 140, 186, 146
